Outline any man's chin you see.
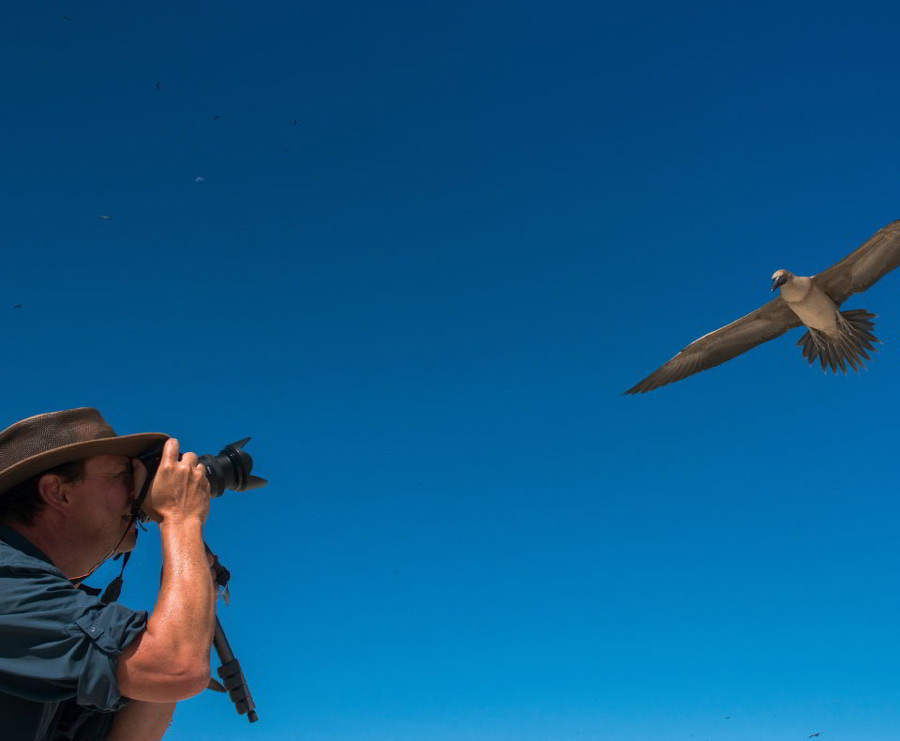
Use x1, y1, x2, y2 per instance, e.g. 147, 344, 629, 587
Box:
113, 523, 138, 554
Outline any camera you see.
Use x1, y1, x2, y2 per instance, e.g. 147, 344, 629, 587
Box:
133, 437, 267, 520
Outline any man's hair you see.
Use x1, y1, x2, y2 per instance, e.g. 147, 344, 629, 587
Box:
0, 460, 86, 526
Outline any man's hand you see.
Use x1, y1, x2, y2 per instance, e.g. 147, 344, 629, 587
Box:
107, 700, 176, 741
137, 438, 211, 525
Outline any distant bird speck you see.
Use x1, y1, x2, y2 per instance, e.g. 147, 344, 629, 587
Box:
212, 115, 222, 120
195, 176, 205, 183
156, 81, 162, 91
293, 120, 299, 126
283, 148, 291, 154
12, 304, 23, 309
809, 734, 822, 739
98, 215, 112, 221
61, 16, 72, 21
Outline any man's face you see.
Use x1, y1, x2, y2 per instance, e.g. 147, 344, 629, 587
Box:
64, 454, 138, 555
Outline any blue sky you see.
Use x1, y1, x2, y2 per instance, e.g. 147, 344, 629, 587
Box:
2, 1, 900, 739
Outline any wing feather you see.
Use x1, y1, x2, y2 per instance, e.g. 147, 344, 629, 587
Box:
812, 219, 900, 304
625, 297, 802, 394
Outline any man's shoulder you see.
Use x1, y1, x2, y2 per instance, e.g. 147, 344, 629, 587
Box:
0, 538, 106, 625
0, 537, 66, 578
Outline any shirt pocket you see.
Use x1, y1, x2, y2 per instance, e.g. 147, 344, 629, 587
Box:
68, 612, 122, 655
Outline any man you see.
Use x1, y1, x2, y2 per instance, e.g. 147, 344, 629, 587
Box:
0, 408, 217, 740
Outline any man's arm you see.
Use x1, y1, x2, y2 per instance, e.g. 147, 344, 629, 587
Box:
107, 700, 176, 741
116, 438, 216, 702
116, 518, 216, 701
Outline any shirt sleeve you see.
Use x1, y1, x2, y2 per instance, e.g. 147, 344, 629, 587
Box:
0, 564, 148, 712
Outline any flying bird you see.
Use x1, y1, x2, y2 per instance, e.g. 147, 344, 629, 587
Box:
97, 215, 112, 221
293, 119, 299, 126
626, 219, 900, 394
195, 176, 205, 183
212, 115, 223, 120
12, 304, 22, 309
156, 81, 162, 90
61, 16, 72, 21
808, 734, 822, 739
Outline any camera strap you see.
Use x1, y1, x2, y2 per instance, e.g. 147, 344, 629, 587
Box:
96, 469, 156, 601
100, 552, 130, 604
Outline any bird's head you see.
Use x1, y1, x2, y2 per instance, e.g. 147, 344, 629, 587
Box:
771, 269, 793, 292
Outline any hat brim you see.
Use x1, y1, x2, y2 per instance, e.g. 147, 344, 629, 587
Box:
0, 432, 170, 496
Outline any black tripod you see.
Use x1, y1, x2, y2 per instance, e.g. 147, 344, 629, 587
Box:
208, 548, 258, 722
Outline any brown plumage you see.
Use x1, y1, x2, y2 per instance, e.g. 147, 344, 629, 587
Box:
626, 298, 802, 394
626, 219, 900, 394
796, 309, 878, 373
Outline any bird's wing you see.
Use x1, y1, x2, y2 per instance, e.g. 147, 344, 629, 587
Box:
626, 297, 802, 394
812, 219, 900, 304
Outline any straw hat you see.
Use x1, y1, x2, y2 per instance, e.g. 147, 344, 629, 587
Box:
0, 408, 168, 496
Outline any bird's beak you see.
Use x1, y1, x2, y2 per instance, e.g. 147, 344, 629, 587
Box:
771, 276, 786, 292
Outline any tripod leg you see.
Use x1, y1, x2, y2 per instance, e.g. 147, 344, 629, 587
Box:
213, 617, 259, 723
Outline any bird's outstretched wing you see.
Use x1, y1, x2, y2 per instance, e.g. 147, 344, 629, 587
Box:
812, 219, 900, 304
626, 297, 802, 394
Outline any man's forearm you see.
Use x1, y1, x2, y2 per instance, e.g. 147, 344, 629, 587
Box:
107, 700, 176, 741
150, 518, 216, 668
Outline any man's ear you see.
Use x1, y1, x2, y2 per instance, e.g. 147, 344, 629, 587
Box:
37, 474, 71, 514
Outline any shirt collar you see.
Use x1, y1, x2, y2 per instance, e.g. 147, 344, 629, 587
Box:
0, 522, 55, 566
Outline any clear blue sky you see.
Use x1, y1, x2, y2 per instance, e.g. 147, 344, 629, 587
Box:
2, 1, 900, 739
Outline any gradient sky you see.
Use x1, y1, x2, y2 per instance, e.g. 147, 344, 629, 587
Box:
2, 2, 900, 739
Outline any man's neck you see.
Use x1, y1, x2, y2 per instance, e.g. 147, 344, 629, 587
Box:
4, 518, 99, 580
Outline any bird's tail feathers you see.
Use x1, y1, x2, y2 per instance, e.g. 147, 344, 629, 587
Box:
796, 309, 879, 373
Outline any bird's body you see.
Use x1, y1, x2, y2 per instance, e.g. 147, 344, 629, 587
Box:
778, 276, 838, 332
626, 219, 900, 393
774, 270, 878, 373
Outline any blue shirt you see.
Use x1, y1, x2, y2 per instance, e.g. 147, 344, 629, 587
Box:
0, 524, 148, 741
